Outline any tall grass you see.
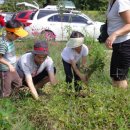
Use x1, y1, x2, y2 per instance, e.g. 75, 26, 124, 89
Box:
82, 11, 106, 22
0, 38, 130, 130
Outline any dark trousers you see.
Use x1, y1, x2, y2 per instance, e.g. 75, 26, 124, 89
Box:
111, 39, 130, 81
62, 59, 82, 91
22, 68, 56, 86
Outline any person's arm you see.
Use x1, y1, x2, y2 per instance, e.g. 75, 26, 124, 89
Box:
81, 56, 87, 66
106, 10, 130, 48
0, 54, 15, 72
48, 72, 57, 85
25, 75, 39, 100
70, 60, 86, 82
46, 58, 58, 85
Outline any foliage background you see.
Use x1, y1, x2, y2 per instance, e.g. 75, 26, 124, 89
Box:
1, 0, 109, 12
1, 0, 130, 130
0, 38, 130, 130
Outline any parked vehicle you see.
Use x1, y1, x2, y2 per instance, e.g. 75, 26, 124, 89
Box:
14, 2, 104, 41
11, 10, 36, 26
0, 12, 14, 23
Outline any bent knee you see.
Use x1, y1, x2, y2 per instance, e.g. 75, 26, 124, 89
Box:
112, 80, 128, 89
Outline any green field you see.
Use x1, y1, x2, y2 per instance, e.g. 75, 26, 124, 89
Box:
0, 37, 130, 130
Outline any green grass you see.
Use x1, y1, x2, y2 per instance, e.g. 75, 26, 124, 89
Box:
0, 38, 130, 130
82, 10, 106, 22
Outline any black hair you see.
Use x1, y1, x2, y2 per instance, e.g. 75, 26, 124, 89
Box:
70, 31, 84, 38
6, 19, 23, 28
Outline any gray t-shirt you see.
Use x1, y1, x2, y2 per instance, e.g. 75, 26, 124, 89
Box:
16, 52, 54, 78
107, 0, 130, 43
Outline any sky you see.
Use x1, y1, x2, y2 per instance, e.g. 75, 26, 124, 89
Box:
0, 0, 4, 5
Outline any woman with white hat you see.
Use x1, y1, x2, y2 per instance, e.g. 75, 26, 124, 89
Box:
61, 31, 89, 97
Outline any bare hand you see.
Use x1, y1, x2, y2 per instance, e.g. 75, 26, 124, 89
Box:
33, 93, 39, 100
105, 33, 117, 48
8, 64, 16, 72
35, 96, 39, 100
80, 74, 87, 82
33, 92, 39, 100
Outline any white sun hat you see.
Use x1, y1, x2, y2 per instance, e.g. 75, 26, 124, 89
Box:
66, 37, 84, 48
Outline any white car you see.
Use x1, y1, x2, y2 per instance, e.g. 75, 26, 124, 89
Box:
16, 2, 104, 41
25, 11, 103, 41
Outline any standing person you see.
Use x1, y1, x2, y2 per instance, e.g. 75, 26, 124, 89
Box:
105, 0, 130, 88
16, 41, 57, 100
61, 31, 89, 97
0, 19, 28, 97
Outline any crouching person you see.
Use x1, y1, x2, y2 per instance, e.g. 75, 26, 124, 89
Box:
61, 31, 89, 97
16, 41, 57, 100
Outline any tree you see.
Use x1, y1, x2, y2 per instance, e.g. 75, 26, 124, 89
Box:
0, 0, 109, 12
73, 0, 108, 11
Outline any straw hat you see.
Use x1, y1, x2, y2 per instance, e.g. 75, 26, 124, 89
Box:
66, 37, 84, 48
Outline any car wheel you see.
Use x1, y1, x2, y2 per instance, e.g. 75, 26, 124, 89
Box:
41, 30, 56, 41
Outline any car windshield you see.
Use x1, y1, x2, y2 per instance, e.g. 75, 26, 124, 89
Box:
37, 10, 57, 19
30, 11, 36, 20
12, 13, 17, 19
81, 13, 93, 22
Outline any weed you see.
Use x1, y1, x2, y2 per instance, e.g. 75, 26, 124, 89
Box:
0, 36, 130, 130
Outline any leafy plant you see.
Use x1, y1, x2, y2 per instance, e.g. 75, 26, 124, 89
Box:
0, 35, 130, 130
79, 37, 106, 81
